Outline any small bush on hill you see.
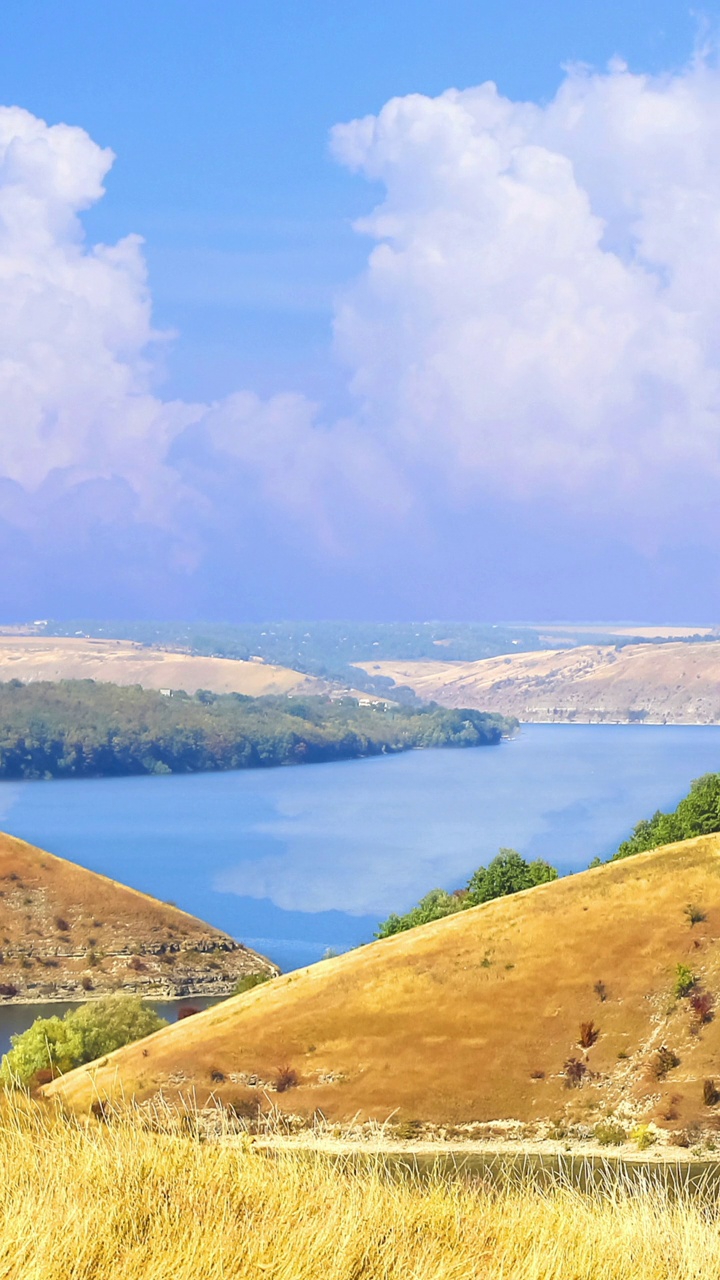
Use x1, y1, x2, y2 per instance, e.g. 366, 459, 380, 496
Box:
594, 980, 607, 1002
594, 1122, 626, 1146
651, 1047, 680, 1080
0, 993, 167, 1086
631, 1124, 655, 1150
685, 903, 707, 927
703, 1079, 720, 1106
690, 990, 714, 1026
674, 964, 697, 999
579, 1021, 599, 1048
274, 1065, 298, 1093
563, 1057, 587, 1088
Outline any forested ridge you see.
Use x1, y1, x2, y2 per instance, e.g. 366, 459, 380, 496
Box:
0, 680, 515, 779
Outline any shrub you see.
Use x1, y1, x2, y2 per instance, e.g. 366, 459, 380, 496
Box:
0, 984, 18, 998
177, 1005, 200, 1020
674, 964, 697, 999
54, 917, 70, 933
233, 972, 273, 996
593, 980, 607, 1003
690, 990, 714, 1025
579, 1021, 599, 1048
703, 1079, 720, 1106
685, 903, 707, 927
563, 1057, 587, 1088
530, 1069, 545, 1080
210, 1069, 225, 1083
594, 1122, 626, 1146
631, 1124, 656, 1151
651, 1046, 680, 1080
80, 975, 92, 992
127, 955, 146, 972
274, 1065, 299, 1093
0, 993, 168, 1086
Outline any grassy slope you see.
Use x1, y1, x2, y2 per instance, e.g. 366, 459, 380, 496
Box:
48, 834, 720, 1129
0, 636, 322, 696
0, 832, 276, 999
357, 641, 720, 722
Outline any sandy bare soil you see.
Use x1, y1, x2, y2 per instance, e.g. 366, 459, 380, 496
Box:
357, 641, 720, 723
0, 636, 322, 697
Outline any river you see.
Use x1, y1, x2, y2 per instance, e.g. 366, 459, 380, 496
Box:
0, 722, 718, 1051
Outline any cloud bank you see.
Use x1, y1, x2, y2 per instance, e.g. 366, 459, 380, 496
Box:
3, 58, 720, 616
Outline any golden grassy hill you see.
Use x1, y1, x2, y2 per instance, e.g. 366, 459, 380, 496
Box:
0, 832, 277, 1001
0, 636, 320, 697
357, 641, 720, 723
46, 835, 720, 1132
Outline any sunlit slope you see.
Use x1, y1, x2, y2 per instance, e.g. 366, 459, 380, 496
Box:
47, 835, 720, 1129
0, 636, 320, 696
357, 641, 720, 722
0, 833, 276, 1000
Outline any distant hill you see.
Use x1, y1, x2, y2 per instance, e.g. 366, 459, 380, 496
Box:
0, 833, 277, 1002
47, 834, 720, 1134
357, 641, 720, 723
0, 636, 321, 697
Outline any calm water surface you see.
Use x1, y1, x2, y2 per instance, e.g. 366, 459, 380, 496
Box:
0, 724, 718, 980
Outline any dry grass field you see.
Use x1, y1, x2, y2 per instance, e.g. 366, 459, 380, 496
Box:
47, 835, 720, 1136
358, 641, 720, 722
3, 1097, 720, 1280
0, 833, 276, 1001
0, 636, 321, 697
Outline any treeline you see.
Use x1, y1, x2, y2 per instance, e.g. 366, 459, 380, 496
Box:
375, 849, 558, 937
611, 774, 720, 860
42, 619, 547, 699
0, 680, 516, 780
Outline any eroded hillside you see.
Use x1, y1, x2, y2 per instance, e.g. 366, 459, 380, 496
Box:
0, 833, 277, 1002
356, 641, 720, 723
46, 834, 720, 1133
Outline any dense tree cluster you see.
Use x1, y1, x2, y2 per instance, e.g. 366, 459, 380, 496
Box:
375, 848, 558, 937
0, 680, 515, 780
611, 774, 720, 860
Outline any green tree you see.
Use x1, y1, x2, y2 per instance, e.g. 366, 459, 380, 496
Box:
466, 849, 558, 904
0, 993, 167, 1086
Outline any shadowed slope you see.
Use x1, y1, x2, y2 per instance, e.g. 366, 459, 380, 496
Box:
0, 833, 277, 1001
46, 835, 720, 1129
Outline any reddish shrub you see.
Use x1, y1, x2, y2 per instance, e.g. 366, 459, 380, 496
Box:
690, 991, 715, 1026
0, 983, 18, 997
54, 917, 70, 932
127, 955, 146, 972
563, 1057, 587, 1088
704, 1079, 720, 1106
579, 1021, 599, 1048
274, 1065, 299, 1093
177, 1005, 200, 1020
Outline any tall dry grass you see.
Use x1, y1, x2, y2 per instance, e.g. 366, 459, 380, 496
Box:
0, 1098, 719, 1278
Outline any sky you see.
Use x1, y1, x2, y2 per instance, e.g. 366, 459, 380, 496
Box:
0, 0, 718, 621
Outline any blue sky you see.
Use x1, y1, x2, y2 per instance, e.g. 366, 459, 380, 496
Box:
0, 1, 718, 620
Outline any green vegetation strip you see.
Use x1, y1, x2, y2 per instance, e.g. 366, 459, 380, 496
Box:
0, 679, 515, 779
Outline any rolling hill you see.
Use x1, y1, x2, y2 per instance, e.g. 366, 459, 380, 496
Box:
0, 636, 323, 697
46, 834, 720, 1133
357, 641, 720, 723
0, 833, 277, 1001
